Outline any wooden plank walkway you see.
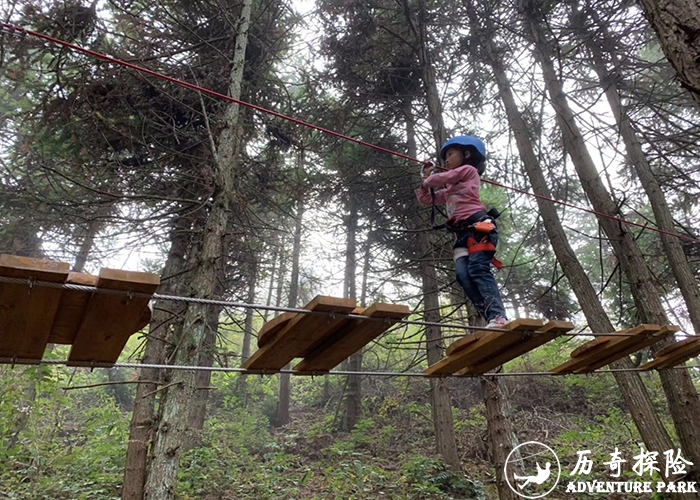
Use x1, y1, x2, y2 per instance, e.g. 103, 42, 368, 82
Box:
640, 335, 700, 371
425, 319, 572, 376
3, 253, 690, 375
0, 254, 159, 365
243, 296, 410, 373
551, 324, 676, 374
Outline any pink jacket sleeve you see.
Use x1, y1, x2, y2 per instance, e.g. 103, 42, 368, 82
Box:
415, 165, 477, 206
422, 165, 478, 188
416, 185, 447, 205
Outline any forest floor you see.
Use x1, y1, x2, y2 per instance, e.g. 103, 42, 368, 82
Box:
0, 364, 673, 500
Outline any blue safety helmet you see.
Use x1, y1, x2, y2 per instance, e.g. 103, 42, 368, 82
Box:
440, 136, 486, 175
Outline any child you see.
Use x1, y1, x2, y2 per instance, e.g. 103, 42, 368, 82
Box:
416, 135, 508, 328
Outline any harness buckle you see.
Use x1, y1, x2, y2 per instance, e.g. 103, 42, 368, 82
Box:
473, 219, 496, 233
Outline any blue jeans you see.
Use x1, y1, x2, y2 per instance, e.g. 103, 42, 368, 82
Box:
454, 239, 507, 322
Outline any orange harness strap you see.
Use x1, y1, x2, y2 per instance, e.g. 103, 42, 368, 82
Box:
466, 236, 503, 269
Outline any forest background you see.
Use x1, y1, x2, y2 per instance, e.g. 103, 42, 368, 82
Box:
1, 0, 700, 498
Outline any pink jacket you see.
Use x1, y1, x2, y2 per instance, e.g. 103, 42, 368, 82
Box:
415, 164, 486, 220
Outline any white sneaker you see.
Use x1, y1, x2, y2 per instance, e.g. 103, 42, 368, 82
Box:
486, 316, 508, 329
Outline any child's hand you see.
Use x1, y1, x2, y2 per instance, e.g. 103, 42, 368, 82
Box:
421, 161, 435, 179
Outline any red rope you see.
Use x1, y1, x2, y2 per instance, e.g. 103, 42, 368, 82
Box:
0, 23, 425, 166
483, 179, 699, 244
3, 22, 698, 245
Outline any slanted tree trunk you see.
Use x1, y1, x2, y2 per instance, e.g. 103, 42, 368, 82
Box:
143, 0, 252, 495
523, 5, 700, 470
636, 0, 700, 107
188, 237, 226, 442
73, 218, 100, 273
575, 4, 700, 338
461, 4, 694, 497
122, 216, 190, 500
277, 199, 304, 427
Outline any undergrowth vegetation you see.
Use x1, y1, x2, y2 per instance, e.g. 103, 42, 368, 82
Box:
0, 335, 685, 500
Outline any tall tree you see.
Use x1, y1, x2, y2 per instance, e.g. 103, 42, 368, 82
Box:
520, 0, 700, 469
462, 1, 685, 490
276, 195, 304, 427
343, 187, 362, 431
123, 215, 191, 500
570, 1, 700, 338
144, 0, 253, 495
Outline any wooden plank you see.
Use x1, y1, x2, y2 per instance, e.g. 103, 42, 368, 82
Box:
641, 341, 700, 371
0, 254, 69, 280
444, 319, 545, 371
445, 331, 488, 356
580, 325, 671, 373
551, 324, 664, 374
258, 312, 296, 348
650, 330, 690, 358
0, 255, 69, 361
48, 272, 98, 344
294, 303, 410, 372
68, 268, 160, 365
446, 318, 543, 356
551, 325, 650, 373
571, 337, 611, 359
456, 320, 574, 375
296, 307, 365, 358
242, 295, 357, 372
425, 319, 544, 376
65, 272, 99, 286
641, 336, 700, 371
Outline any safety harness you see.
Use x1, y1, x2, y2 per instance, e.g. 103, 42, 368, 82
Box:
421, 161, 503, 269
445, 209, 503, 270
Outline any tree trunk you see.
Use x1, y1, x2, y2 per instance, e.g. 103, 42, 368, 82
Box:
122, 217, 190, 500
263, 244, 278, 323
636, 0, 700, 107
577, 4, 700, 338
483, 32, 685, 489
343, 196, 361, 431
241, 258, 258, 365
525, 8, 700, 470
402, 98, 460, 471
187, 303, 222, 445
107, 368, 133, 411
73, 218, 100, 272
277, 199, 304, 427
6, 371, 37, 450
481, 376, 521, 500
237, 256, 258, 402
143, 0, 252, 495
